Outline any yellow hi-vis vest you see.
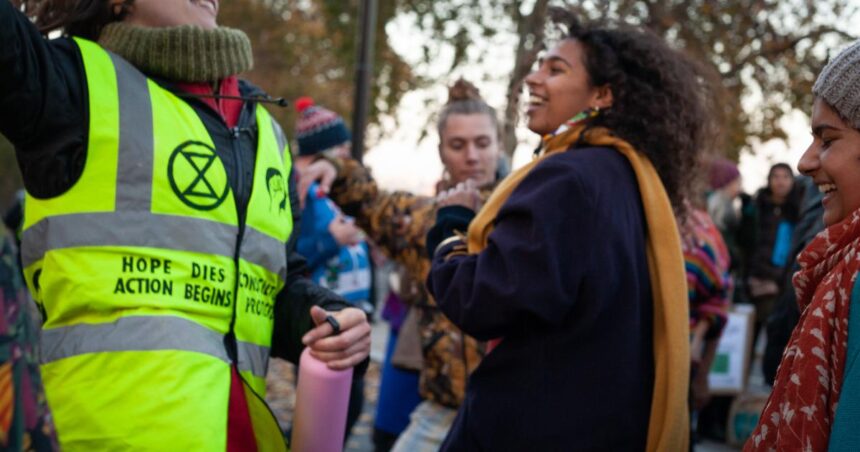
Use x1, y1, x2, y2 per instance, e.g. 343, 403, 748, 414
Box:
20, 38, 293, 451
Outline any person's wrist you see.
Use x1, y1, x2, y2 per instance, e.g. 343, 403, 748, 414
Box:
437, 205, 476, 227
434, 235, 466, 256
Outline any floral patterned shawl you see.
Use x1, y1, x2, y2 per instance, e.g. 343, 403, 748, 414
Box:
746, 208, 860, 451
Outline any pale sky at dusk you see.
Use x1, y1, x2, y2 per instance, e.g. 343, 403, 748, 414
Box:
363, 8, 835, 197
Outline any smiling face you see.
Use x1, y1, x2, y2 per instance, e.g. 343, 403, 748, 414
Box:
118, 0, 219, 29
798, 98, 860, 226
439, 113, 499, 187
524, 39, 613, 136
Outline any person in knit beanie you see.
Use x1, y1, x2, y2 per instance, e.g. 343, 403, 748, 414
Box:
293, 97, 372, 442
295, 97, 353, 158
0, 2, 371, 450
745, 40, 860, 451
293, 97, 369, 311
812, 40, 860, 129
706, 158, 743, 240
708, 157, 741, 192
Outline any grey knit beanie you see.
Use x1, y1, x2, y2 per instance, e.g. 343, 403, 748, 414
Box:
813, 40, 860, 129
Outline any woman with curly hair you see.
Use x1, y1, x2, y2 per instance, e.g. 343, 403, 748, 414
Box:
425, 11, 716, 451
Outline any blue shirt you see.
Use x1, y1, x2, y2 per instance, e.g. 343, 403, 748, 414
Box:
296, 183, 371, 304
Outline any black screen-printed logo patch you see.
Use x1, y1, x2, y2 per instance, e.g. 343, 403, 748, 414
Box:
168, 141, 230, 211
32, 269, 41, 292
265, 168, 287, 214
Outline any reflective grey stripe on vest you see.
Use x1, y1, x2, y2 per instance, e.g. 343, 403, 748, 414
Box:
42, 316, 228, 364
21, 212, 237, 267
271, 116, 287, 155
242, 227, 288, 281
237, 341, 271, 379
41, 315, 269, 377
110, 52, 154, 212
21, 213, 284, 279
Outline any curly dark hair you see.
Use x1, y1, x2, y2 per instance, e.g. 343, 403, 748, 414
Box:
552, 8, 718, 213
11, 0, 132, 40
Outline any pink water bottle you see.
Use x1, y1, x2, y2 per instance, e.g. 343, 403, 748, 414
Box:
291, 347, 354, 452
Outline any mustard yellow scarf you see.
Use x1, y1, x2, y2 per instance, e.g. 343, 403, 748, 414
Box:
468, 125, 690, 451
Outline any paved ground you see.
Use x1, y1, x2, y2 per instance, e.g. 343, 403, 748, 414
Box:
265, 321, 747, 451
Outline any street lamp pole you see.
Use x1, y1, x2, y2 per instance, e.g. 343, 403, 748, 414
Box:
351, 0, 378, 162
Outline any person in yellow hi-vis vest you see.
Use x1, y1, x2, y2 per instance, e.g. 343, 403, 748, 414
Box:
0, 0, 372, 450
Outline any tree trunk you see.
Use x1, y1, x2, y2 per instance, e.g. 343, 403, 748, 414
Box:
502, 0, 550, 158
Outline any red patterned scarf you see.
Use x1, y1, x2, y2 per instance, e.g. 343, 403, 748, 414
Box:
746, 208, 860, 451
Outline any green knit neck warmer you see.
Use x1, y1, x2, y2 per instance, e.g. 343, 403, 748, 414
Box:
98, 23, 253, 83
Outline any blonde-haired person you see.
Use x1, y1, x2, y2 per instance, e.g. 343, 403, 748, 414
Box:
745, 40, 860, 451
301, 79, 503, 450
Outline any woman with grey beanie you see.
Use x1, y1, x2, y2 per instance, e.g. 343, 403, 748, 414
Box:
745, 40, 860, 451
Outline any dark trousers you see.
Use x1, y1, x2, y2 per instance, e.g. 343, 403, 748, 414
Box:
345, 375, 365, 441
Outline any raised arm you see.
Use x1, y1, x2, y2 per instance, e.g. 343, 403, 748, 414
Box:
0, 1, 89, 198
426, 154, 597, 340
325, 158, 437, 279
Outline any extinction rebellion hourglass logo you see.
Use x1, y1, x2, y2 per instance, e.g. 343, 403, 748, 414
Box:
168, 141, 230, 211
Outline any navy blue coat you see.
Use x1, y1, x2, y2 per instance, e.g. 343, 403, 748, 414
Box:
427, 147, 655, 451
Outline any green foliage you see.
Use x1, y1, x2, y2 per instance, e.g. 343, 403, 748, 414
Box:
395, 0, 857, 158
5, 0, 846, 171
567, 0, 856, 158
396, 0, 552, 156
218, 0, 416, 149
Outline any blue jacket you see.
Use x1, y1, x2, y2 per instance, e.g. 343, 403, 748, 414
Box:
830, 273, 860, 450
297, 183, 371, 304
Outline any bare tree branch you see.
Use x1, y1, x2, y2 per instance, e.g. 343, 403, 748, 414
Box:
502, 0, 550, 157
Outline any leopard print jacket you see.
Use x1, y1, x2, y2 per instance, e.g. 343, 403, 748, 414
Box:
329, 158, 490, 408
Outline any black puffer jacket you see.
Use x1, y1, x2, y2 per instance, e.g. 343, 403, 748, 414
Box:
0, 1, 350, 366
746, 187, 801, 283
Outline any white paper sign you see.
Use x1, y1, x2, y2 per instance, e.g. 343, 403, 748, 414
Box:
708, 305, 756, 394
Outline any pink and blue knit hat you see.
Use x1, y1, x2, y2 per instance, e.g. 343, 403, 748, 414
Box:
294, 97, 351, 156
